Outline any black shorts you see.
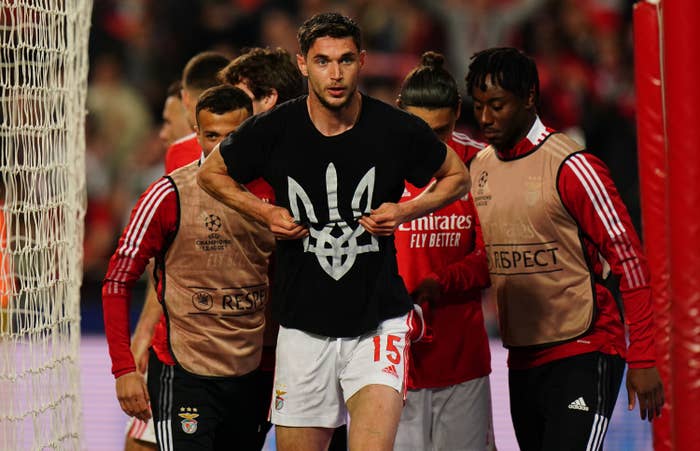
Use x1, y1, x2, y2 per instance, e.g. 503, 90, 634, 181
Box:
147, 350, 265, 451
509, 351, 625, 451
254, 368, 274, 448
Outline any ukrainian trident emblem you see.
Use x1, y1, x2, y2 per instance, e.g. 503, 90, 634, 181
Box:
288, 163, 379, 280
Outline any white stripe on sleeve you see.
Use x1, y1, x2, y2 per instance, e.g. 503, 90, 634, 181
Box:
564, 155, 643, 288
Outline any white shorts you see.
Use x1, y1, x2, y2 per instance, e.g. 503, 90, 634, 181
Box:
270, 313, 412, 428
125, 417, 157, 444
394, 376, 496, 451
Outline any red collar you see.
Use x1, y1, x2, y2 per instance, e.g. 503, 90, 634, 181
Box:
495, 117, 553, 160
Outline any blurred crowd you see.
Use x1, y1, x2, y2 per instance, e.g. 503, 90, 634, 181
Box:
84, 0, 640, 300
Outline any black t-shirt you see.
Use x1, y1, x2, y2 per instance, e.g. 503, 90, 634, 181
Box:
219, 94, 446, 337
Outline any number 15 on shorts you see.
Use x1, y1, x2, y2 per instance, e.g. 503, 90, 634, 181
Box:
373, 334, 402, 364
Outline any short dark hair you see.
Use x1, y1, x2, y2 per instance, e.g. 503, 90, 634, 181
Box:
166, 80, 182, 99
182, 51, 230, 92
218, 47, 304, 104
195, 85, 253, 126
398, 51, 460, 110
466, 47, 539, 105
297, 12, 362, 56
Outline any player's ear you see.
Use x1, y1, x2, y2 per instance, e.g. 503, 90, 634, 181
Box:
261, 89, 278, 110
359, 50, 366, 68
181, 89, 192, 110
195, 126, 205, 148
525, 88, 536, 110
297, 53, 308, 77
455, 99, 462, 121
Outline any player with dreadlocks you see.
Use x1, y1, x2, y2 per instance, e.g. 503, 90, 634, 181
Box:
467, 47, 664, 451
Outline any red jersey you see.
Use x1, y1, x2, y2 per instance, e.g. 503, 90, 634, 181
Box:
102, 168, 274, 377
450, 130, 485, 163
164, 133, 199, 174
494, 118, 655, 370
395, 133, 491, 389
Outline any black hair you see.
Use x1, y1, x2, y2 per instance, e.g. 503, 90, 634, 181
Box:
297, 12, 362, 56
218, 47, 304, 103
466, 47, 539, 105
398, 51, 459, 110
166, 80, 181, 99
182, 51, 230, 92
195, 85, 253, 126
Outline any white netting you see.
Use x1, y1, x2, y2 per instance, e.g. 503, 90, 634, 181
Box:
0, 0, 91, 449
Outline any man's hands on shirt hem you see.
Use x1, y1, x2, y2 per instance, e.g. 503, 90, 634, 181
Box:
261, 204, 309, 240
359, 202, 408, 236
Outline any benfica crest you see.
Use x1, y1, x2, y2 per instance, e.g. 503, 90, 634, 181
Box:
524, 176, 543, 206
274, 389, 287, 411
178, 407, 199, 434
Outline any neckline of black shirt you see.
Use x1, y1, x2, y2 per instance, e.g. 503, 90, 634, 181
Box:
302, 93, 368, 140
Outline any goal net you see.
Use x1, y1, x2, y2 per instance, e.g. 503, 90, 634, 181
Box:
0, 0, 92, 449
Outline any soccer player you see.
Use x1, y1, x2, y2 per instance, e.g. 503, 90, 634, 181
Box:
103, 85, 272, 450
393, 51, 495, 451
128, 47, 304, 451
158, 81, 192, 148
197, 13, 470, 451
466, 47, 664, 450
164, 52, 230, 173
217, 47, 304, 115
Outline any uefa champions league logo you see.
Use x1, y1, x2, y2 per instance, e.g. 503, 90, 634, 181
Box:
204, 214, 222, 233
288, 163, 379, 280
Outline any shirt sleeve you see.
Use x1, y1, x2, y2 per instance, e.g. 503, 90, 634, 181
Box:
403, 115, 447, 188
219, 113, 273, 184
101, 178, 178, 377
428, 197, 491, 296
559, 152, 655, 368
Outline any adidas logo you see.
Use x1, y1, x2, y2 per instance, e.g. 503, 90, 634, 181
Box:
401, 188, 411, 198
382, 365, 399, 378
568, 397, 589, 412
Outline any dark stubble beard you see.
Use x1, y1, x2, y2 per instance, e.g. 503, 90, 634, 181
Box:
314, 85, 357, 111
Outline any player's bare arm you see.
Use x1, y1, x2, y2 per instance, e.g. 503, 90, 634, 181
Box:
197, 145, 308, 240
359, 146, 469, 236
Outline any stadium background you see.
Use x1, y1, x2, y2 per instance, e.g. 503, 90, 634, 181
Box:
81, 1, 649, 449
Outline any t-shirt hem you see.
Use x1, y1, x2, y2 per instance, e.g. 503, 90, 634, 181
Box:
279, 305, 413, 338
408, 369, 492, 390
